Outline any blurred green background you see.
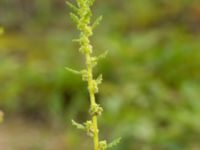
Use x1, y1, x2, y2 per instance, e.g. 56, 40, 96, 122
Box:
0, 0, 200, 150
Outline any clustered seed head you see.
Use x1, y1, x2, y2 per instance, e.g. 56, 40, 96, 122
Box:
67, 0, 121, 149
89, 104, 103, 116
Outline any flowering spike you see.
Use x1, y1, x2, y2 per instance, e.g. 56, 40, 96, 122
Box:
67, 0, 120, 149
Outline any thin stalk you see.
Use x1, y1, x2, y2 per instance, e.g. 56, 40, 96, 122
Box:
86, 53, 99, 149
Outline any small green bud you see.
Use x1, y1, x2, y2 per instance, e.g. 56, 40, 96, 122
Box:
92, 80, 98, 93
84, 26, 93, 36
91, 58, 97, 67
90, 75, 103, 93
80, 69, 88, 81
99, 140, 107, 150
84, 120, 95, 137
89, 103, 103, 116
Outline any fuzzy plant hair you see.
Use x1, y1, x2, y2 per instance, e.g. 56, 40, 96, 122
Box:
66, 0, 121, 150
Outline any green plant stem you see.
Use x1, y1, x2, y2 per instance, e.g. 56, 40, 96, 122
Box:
86, 52, 99, 150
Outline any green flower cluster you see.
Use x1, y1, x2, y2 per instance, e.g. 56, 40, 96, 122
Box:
66, 0, 121, 149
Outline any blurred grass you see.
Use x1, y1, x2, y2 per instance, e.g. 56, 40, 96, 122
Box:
0, 0, 200, 149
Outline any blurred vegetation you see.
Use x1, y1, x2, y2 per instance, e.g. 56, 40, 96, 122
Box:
0, 0, 200, 149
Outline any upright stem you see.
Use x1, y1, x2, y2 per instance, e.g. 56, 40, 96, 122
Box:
86, 53, 99, 150
68, 0, 121, 149
67, 0, 119, 149
92, 116, 99, 150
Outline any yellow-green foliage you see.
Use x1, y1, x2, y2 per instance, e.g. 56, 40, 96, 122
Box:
66, 0, 120, 149
0, 27, 4, 35
0, 111, 3, 123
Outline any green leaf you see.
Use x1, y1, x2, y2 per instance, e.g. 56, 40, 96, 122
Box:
107, 137, 122, 148
65, 67, 81, 74
97, 51, 108, 60
87, 0, 95, 6
72, 120, 85, 130
72, 38, 81, 43
92, 16, 103, 29
66, 1, 79, 13
96, 74, 103, 85
70, 13, 79, 24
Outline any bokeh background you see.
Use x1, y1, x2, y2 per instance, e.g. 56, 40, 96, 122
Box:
0, 0, 200, 150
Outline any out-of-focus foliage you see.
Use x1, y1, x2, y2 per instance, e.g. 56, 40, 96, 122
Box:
0, 0, 200, 149
0, 111, 3, 123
